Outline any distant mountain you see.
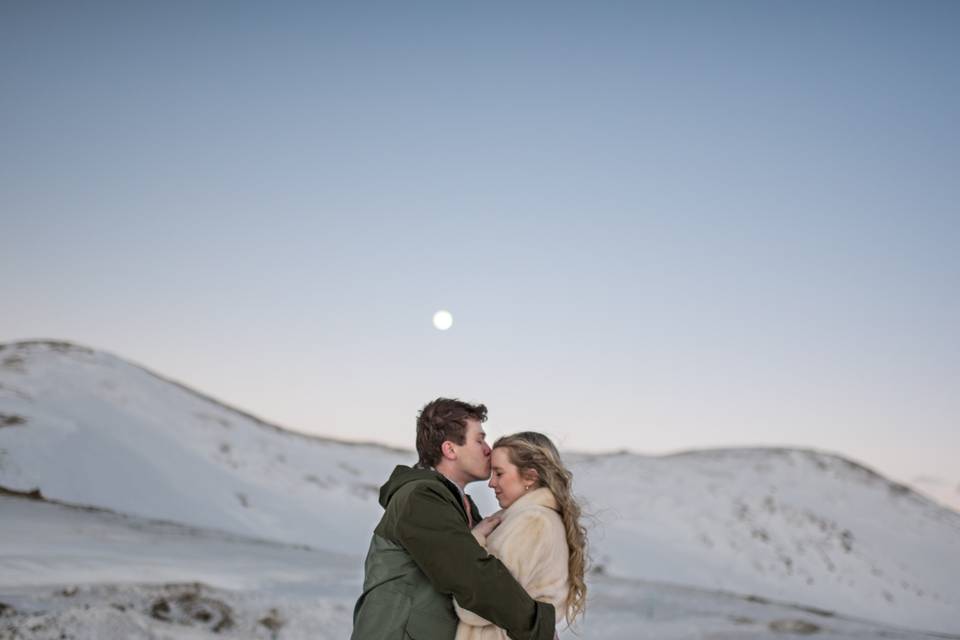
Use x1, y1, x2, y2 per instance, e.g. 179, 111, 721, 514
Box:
2, 340, 958, 634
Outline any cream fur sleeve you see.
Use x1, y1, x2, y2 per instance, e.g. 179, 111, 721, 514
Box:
454, 509, 567, 628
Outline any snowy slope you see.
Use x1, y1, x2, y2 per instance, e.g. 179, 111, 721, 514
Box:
0, 494, 356, 592
1, 340, 958, 634
570, 449, 960, 634
0, 341, 399, 555
3, 494, 955, 640
0, 494, 358, 639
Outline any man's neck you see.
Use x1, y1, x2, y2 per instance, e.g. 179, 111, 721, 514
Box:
433, 464, 466, 492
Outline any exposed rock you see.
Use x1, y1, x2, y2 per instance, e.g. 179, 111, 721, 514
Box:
0, 414, 26, 428
769, 618, 821, 634
148, 590, 233, 633
0, 486, 45, 501
258, 607, 285, 638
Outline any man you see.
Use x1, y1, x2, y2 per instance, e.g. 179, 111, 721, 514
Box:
351, 398, 556, 640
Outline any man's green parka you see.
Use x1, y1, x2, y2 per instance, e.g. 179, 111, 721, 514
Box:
351, 465, 555, 640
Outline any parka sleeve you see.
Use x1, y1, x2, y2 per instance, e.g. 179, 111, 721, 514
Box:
452, 528, 495, 627
394, 485, 556, 640
453, 596, 494, 627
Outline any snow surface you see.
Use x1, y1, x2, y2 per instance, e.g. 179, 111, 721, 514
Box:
2, 496, 954, 640
0, 496, 356, 639
2, 341, 959, 636
568, 448, 960, 633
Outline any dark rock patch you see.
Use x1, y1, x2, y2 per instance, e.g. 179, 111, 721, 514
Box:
304, 474, 329, 488
195, 412, 232, 428
2, 355, 25, 371
0, 414, 26, 427
149, 591, 233, 633
351, 483, 379, 498
888, 483, 911, 496
258, 608, 285, 638
751, 527, 770, 542
0, 486, 45, 501
338, 461, 361, 476
769, 619, 821, 634
840, 529, 854, 553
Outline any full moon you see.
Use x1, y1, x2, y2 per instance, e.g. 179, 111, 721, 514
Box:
432, 310, 453, 331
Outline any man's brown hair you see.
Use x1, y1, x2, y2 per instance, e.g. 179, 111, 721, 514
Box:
416, 398, 488, 467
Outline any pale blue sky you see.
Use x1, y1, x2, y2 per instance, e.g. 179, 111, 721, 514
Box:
2, 2, 958, 496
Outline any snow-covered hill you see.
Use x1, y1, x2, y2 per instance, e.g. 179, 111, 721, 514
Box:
1, 340, 958, 634
570, 448, 960, 634
0, 341, 399, 555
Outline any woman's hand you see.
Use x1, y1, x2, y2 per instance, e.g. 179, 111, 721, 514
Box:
472, 513, 503, 538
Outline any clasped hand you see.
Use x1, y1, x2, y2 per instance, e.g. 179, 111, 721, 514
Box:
472, 510, 505, 538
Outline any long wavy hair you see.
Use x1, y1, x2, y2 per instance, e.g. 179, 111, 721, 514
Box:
492, 432, 587, 626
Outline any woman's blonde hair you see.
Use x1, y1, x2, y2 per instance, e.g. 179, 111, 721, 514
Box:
492, 431, 587, 626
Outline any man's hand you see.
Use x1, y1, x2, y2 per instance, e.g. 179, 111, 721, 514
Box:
472, 513, 503, 538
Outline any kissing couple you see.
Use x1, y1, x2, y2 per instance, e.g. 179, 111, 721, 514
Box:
351, 398, 587, 640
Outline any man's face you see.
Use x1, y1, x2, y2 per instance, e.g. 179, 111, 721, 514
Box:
449, 418, 492, 482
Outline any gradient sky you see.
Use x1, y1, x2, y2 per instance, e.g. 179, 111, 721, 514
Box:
2, 2, 958, 503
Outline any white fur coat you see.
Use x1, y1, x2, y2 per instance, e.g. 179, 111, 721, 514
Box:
454, 487, 569, 640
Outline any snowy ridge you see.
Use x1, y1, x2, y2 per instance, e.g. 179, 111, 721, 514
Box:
0, 340, 399, 555
571, 448, 960, 633
1, 340, 958, 634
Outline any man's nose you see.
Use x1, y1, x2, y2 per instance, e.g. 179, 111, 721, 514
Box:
482, 443, 491, 456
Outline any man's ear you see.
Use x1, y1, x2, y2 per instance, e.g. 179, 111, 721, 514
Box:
440, 440, 458, 461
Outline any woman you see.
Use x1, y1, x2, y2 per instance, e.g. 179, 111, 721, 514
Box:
454, 432, 587, 639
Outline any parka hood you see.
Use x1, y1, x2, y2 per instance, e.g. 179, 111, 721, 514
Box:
378, 464, 454, 508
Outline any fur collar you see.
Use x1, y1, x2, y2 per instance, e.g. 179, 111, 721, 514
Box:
504, 486, 558, 514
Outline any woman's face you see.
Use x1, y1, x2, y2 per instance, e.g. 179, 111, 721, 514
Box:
489, 447, 532, 509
